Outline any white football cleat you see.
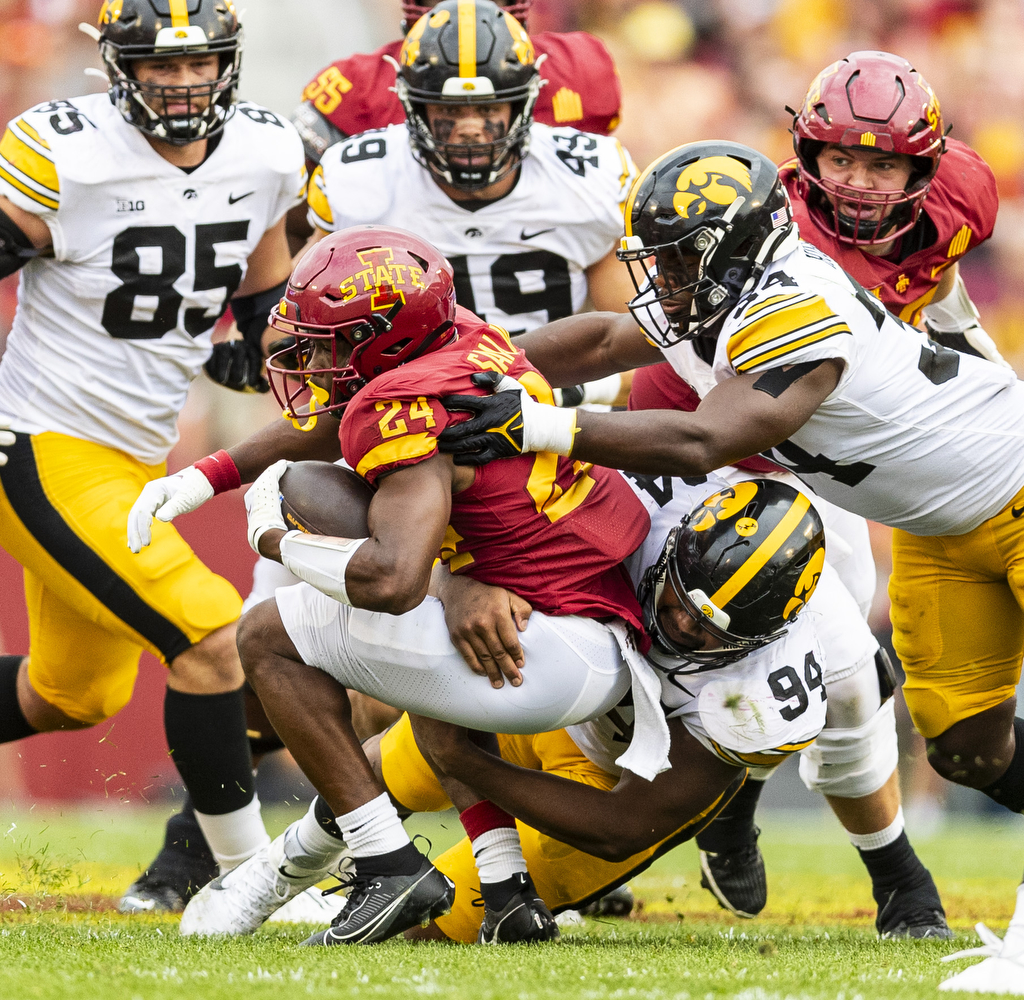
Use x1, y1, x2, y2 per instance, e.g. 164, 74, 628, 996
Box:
267, 885, 344, 925
939, 922, 1024, 994
180, 829, 340, 936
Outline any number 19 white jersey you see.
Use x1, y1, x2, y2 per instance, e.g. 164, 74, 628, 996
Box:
0, 94, 305, 464
307, 122, 635, 334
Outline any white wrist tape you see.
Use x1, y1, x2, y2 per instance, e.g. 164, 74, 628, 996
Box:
280, 531, 368, 606
581, 373, 622, 406
526, 404, 578, 456
921, 271, 979, 332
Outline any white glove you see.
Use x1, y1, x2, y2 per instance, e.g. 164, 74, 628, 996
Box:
0, 416, 14, 466
127, 466, 215, 553
494, 374, 579, 456
244, 459, 292, 554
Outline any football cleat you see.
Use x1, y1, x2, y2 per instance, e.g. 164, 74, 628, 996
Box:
476, 873, 560, 945
876, 883, 953, 940
179, 831, 338, 936
119, 806, 218, 914
939, 923, 1024, 994
579, 884, 635, 919
267, 886, 344, 926
301, 855, 455, 946
699, 826, 767, 919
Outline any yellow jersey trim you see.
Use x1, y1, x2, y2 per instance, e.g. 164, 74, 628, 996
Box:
355, 432, 436, 479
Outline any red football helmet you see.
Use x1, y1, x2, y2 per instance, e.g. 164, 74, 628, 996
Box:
401, 0, 531, 31
792, 51, 945, 246
267, 226, 457, 419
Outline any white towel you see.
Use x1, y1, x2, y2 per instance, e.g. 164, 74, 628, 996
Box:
607, 622, 672, 782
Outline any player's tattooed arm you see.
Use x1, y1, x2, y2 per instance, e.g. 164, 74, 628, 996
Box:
514, 311, 661, 388
409, 714, 741, 861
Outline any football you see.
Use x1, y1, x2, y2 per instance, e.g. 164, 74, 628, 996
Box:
278, 461, 374, 538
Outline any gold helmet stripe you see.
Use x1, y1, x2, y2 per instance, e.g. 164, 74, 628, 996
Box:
457, 0, 477, 78
710, 491, 811, 610
168, 0, 190, 27
622, 143, 690, 235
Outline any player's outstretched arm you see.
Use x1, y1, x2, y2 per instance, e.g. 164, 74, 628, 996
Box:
514, 311, 660, 388
440, 358, 843, 475
411, 715, 741, 861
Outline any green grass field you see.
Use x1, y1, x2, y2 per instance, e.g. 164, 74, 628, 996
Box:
0, 803, 1020, 1000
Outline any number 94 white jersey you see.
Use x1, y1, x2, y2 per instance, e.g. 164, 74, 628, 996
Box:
307, 122, 636, 334
0, 93, 305, 464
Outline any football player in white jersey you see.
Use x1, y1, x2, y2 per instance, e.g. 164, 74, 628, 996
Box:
0, 0, 309, 916
155, 476, 844, 944
438, 140, 1024, 991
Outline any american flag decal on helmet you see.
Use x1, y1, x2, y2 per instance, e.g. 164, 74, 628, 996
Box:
770, 207, 788, 228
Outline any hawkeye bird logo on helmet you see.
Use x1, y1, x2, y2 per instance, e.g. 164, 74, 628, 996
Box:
639, 480, 826, 674
673, 156, 753, 220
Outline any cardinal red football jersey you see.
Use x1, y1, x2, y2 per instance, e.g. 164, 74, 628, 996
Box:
780, 138, 998, 326
340, 308, 648, 626
295, 33, 620, 165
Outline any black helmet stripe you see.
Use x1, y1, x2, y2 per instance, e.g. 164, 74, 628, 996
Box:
709, 490, 811, 610
458, 0, 477, 77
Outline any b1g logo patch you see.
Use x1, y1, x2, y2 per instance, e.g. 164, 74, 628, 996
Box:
673, 156, 752, 220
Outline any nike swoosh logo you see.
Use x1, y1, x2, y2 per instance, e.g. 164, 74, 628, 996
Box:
520, 227, 555, 240
228, 191, 255, 204
1012, 505, 1024, 518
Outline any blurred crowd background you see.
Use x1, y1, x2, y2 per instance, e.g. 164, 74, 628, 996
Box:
0, 0, 1021, 820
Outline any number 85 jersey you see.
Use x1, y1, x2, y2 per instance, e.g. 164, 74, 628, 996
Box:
0, 93, 305, 464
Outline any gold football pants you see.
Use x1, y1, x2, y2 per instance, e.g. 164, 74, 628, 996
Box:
890, 485, 1024, 739
380, 713, 728, 943
0, 432, 241, 724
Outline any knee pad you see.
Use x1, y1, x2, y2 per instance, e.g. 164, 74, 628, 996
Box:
799, 698, 898, 799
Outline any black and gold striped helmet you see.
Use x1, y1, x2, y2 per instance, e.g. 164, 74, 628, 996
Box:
639, 479, 825, 671
95, 0, 241, 145
396, 0, 541, 191
617, 141, 797, 348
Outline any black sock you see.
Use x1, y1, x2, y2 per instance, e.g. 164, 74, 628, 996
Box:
480, 872, 529, 911
159, 797, 214, 862
313, 795, 345, 841
0, 655, 35, 743
164, 686, 254, 815
857, 831, 941, 909
696, 776, 765, 853
355, 842, 422, 878
980, 718, 1024, 813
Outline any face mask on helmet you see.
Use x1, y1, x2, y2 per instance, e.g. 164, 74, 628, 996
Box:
638, 480, 826, 676
617, 142, 798, 348
95, 0, 242, 145
266, 226, 458, 424
792, 51, 945, 247
396, 0, 541, 192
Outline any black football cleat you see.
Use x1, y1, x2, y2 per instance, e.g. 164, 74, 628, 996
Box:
477, 873, 560, 944
876, 883, 953, 939
301, 855, 454, 946
698, 825, 767, 919
579, 883, 635, 918
119, 804, 218, 914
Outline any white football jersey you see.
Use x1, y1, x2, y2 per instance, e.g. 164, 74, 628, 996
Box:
566, 473, 828, 775
668, 239, 1024, 536
308, 122, 636, 334
0, 94, 305, 464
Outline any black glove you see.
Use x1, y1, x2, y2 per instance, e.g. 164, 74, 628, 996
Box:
204, 340, 270, 393
438, 371, 527, 466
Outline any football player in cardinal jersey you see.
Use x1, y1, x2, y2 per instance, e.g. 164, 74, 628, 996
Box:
436, 140, 1024, 989
291, 1, 620, 171
626, 53, 1001, 934
128, 225, 670, 945
0, 0, 310, 917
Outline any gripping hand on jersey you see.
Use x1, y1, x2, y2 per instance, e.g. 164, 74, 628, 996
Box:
127, 467, 216, 553
204, 339, 270, 393
438, 371, 579, 466
0, 417, 15, 466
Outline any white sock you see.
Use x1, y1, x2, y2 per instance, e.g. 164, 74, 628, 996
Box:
283, 801, 347, 873
472, 826, 527, 884
847, 806, 905, 852
194, 794, 271, 873
337, 792, 409, 858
